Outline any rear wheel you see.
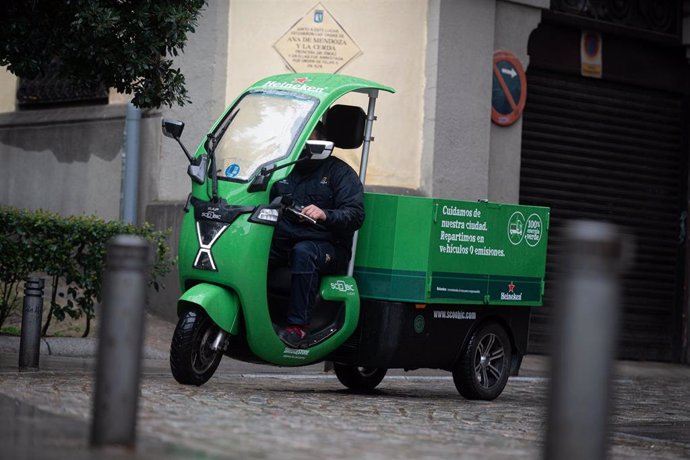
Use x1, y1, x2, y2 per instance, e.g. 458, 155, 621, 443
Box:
334, 363, 387, 391
170, 308, 223, 386
453, 322, 512, 400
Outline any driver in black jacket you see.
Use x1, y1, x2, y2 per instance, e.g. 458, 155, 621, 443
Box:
269, 121, 364, 347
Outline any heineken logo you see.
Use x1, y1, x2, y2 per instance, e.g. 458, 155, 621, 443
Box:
501, 293, 522, 300
500, 281, 522, 300
263, 80, 325, 93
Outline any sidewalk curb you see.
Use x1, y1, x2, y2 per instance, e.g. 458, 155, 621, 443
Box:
0, 336, 167, 360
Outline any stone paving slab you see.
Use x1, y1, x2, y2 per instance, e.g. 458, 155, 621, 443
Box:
1, 352, 689, 459
1, 394, 210, 460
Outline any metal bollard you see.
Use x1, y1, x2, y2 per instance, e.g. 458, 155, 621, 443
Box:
91, 235, 151, 448
544, 221, 631, 460
18, 277, 45, 371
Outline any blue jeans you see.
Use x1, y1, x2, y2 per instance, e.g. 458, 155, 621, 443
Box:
269, 238, 343, 326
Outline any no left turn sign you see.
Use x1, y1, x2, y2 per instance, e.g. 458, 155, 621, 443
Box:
491, 50, 527, 126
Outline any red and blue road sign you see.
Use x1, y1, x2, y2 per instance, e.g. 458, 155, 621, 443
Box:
491, 50, 527, 126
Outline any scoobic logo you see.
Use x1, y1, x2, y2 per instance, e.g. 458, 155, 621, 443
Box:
330, 280, 354, 294
283, 347, 310, 358
201, 207, 221, 221
500, 281, 522, 301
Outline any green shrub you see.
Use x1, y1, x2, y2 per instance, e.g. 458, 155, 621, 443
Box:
0, 207, 173, 336
0, 326, 20, 336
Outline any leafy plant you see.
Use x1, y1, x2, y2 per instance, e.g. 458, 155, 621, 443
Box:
0, 207, 173, 336
0, 209, 31, 328
0, 326, 20, 336
0, 0, 207, 108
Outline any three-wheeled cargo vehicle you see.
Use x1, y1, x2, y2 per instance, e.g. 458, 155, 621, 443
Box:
163, 73, 549, 400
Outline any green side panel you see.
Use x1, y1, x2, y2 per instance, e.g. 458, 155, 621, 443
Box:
487, 275, 543, 304
428, 199, 549, 305
354, 193, 550, 306
178, 283, 240, 335
355, 193, 433, 268
353, 267, 427, 302
430, 273, 543, 305
429, 272, 488, 303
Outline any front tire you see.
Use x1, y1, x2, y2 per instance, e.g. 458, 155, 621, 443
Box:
334, 363, 387, 391
170, 308, 223, 386
453, 322, 512, 400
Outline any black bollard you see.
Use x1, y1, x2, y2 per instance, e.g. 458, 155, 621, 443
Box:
18, 277, 45, 371
544, 221, 631, 460
91, 235, 151, 449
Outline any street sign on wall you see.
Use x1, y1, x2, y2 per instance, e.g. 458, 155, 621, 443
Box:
581, 30, 603, 78
273, 2, 362, 73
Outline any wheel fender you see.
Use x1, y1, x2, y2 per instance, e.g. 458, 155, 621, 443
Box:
178, 283, 240, 335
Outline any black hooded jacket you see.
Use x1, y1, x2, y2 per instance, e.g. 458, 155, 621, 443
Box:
270, 156, 365, 257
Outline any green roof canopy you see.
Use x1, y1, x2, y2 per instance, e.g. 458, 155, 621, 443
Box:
249, 73, 395, 104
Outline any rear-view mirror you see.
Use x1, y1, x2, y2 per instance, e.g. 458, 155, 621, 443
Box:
306, 140, 334, 160
162, 119, 185, 139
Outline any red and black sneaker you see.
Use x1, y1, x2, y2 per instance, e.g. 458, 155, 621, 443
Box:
279, 325, 308, 348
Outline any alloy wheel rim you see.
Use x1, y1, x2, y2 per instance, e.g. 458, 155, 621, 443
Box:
474, 333, 505, 389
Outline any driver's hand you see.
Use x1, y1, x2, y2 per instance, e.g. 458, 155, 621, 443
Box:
301, 204, 327, 222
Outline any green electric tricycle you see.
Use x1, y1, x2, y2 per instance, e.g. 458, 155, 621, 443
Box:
163, 73, 549, 400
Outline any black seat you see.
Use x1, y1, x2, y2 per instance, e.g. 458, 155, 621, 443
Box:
324, 104, 366, 149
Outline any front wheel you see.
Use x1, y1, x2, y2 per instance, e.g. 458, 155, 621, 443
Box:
453, 322, 512, 400
170, 308, 224, 386
333, 363, 387, 391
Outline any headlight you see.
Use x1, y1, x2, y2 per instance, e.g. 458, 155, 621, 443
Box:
257, 208, 279, 222
249, 205, 281, 226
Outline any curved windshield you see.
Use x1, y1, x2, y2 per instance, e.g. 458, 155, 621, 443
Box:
213, 91, 317, 181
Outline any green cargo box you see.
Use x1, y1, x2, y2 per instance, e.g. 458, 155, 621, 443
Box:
353, 193, 550, 306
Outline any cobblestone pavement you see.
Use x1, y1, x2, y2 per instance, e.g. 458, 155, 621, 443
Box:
1, 352, 690, 460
